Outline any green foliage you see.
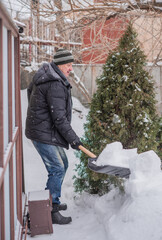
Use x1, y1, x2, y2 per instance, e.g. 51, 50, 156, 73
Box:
156, 117, 162, 159
73, 24, 161, 195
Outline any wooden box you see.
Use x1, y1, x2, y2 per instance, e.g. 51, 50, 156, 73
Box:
28, 190, 53, 237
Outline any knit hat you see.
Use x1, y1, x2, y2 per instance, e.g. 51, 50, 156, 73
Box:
53, 48, 74, 65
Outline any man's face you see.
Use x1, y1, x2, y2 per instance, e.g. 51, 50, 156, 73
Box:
58, 62, 73, 77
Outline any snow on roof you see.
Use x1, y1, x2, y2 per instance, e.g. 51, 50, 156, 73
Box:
14, 19, 26, 27
20, 36, 82, 45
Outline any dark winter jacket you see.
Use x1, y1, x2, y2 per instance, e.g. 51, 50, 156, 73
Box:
25, 61, 80, 149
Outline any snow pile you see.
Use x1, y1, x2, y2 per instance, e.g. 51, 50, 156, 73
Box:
94, 143, 162, 240
95, 141, 138, 168
101, 150, 162, 240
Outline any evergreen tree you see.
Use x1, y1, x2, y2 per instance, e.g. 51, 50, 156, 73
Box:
73, 24, 161, 195
157, 118, 162, 159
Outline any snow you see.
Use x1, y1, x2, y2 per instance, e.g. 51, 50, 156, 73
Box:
14, 219, 22, 240
14, 19, 26, 27
4, 142, 12, 165
24, 63, 40, 73
28, 190, 50, 201
122, 75, 128, 81
20, 36, 82, 46
0, 167, 3, 178
94, 142, 138, 168
108, 151, 162, 240
143, 113, 151, 123
21, 89, 162, 240
112, 114, 121, 123
135, 83, 142, 91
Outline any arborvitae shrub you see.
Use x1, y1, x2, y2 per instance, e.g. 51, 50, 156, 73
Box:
73, 24, 161, 195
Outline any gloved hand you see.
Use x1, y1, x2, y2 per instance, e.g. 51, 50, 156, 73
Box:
71, 140, 83, 150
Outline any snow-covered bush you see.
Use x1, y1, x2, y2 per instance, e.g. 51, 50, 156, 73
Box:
74, 24, 161, 195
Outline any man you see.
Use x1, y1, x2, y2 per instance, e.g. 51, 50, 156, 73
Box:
25, 48, 83, 224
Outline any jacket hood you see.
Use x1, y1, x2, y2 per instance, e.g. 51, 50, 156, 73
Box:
33, 62, 71, 87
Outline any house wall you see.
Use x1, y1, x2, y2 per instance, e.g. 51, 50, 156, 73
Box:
82, 14, 162, 65
72, 64, 162, 116
133, 16, 162, 63
0, 2, 23, 240
149, 66, 162, 116
82, 17, 127, 64
19, 16, 82, 65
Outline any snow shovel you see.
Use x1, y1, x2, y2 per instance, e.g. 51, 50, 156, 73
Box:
78, 145, 131, 179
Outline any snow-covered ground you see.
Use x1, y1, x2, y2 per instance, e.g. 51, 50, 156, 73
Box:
21, 89, 162, 240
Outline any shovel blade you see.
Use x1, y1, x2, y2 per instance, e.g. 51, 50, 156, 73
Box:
88, 158, 131, 179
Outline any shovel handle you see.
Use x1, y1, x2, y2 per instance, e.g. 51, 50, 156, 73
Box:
79, 145, 97, 158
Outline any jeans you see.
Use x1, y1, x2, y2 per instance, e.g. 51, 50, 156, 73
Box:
32, 140, 68, 204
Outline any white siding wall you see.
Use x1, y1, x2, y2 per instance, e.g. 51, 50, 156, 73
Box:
12, 36, 15, 130
4, 164, 10, 240
12, 36, 18, 232
3, 25, 11, 240
13, 145, 17, 231
3, 26, 9, 152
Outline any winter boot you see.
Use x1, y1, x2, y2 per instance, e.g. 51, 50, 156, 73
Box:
52, 203, 67, 212
51, 211, 72, 225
